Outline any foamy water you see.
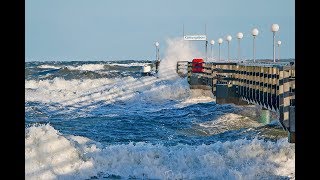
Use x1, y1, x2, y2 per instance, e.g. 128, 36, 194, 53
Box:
25, 124, 295, 179
108, 62, 151, 67
37, 65, 61, 69
65, 64, 106, 71
176, 89, 216, 108
25, 75, 191, 108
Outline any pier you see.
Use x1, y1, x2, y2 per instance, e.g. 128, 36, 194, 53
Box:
176, 60, 295, 143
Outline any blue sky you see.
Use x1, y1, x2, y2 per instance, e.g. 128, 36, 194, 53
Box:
26, 0, 294, 61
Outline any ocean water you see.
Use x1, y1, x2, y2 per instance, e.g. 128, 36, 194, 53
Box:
25, 39, 295, 179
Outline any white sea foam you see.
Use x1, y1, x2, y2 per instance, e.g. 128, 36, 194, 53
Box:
196, 113, 262, 135
25, 75, 218, 119
25, 124, 99, 180
37, 65, 61, 69
25, 74, 194, 108
140, 78, 191, 102
65, 64, 106, 71
108, 62, 151, 67
176, 89, 215, 108
24, 76, 167, 118
25, 77, 116, 105
26, 124, 295, 179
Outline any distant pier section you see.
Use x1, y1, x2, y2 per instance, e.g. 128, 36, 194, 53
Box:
176, 60, 295, 143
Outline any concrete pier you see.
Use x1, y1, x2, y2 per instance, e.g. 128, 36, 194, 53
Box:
177, 60, 295, 143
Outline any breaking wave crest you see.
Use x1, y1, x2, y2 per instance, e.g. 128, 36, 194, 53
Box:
25, 124, 295, 180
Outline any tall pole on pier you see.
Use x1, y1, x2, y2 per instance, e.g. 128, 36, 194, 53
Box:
155, 41, 159, 61
226, 35, 232, 61
205, 40, 208, 62
210, 40, 215, 61
205, 24, 207, 62
271, 24, 280, 63
277, 40, 281, 61
155, 41, 160, 73
237, 32, 243, 62
251, 28, 259, 63
218, 38, 223, 61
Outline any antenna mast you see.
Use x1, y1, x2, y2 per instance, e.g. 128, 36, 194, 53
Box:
205, 24, 208, 62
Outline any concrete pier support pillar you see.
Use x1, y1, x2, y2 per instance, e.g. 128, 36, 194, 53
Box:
288, 132, 295, 143
288, 106, 295, 143
259, 108, 270, 124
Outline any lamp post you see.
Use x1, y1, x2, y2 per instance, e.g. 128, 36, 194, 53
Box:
226, 35, 232, 61
236, 32, 243, 62
155, 41, 159, 61
251, 28, 259, 63
218, 38, 223, 61
155, 41, 160, 73
277, 40, 281, 62
271, 24, 279, 63
210, 40, 215, 61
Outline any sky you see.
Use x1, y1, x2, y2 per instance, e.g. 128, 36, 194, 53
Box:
25, 0, 295, 61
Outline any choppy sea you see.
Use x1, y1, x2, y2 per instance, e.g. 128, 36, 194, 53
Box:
25, 59, 294, 179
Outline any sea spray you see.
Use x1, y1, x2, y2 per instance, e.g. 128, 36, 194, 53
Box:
158, 37, 203, 79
